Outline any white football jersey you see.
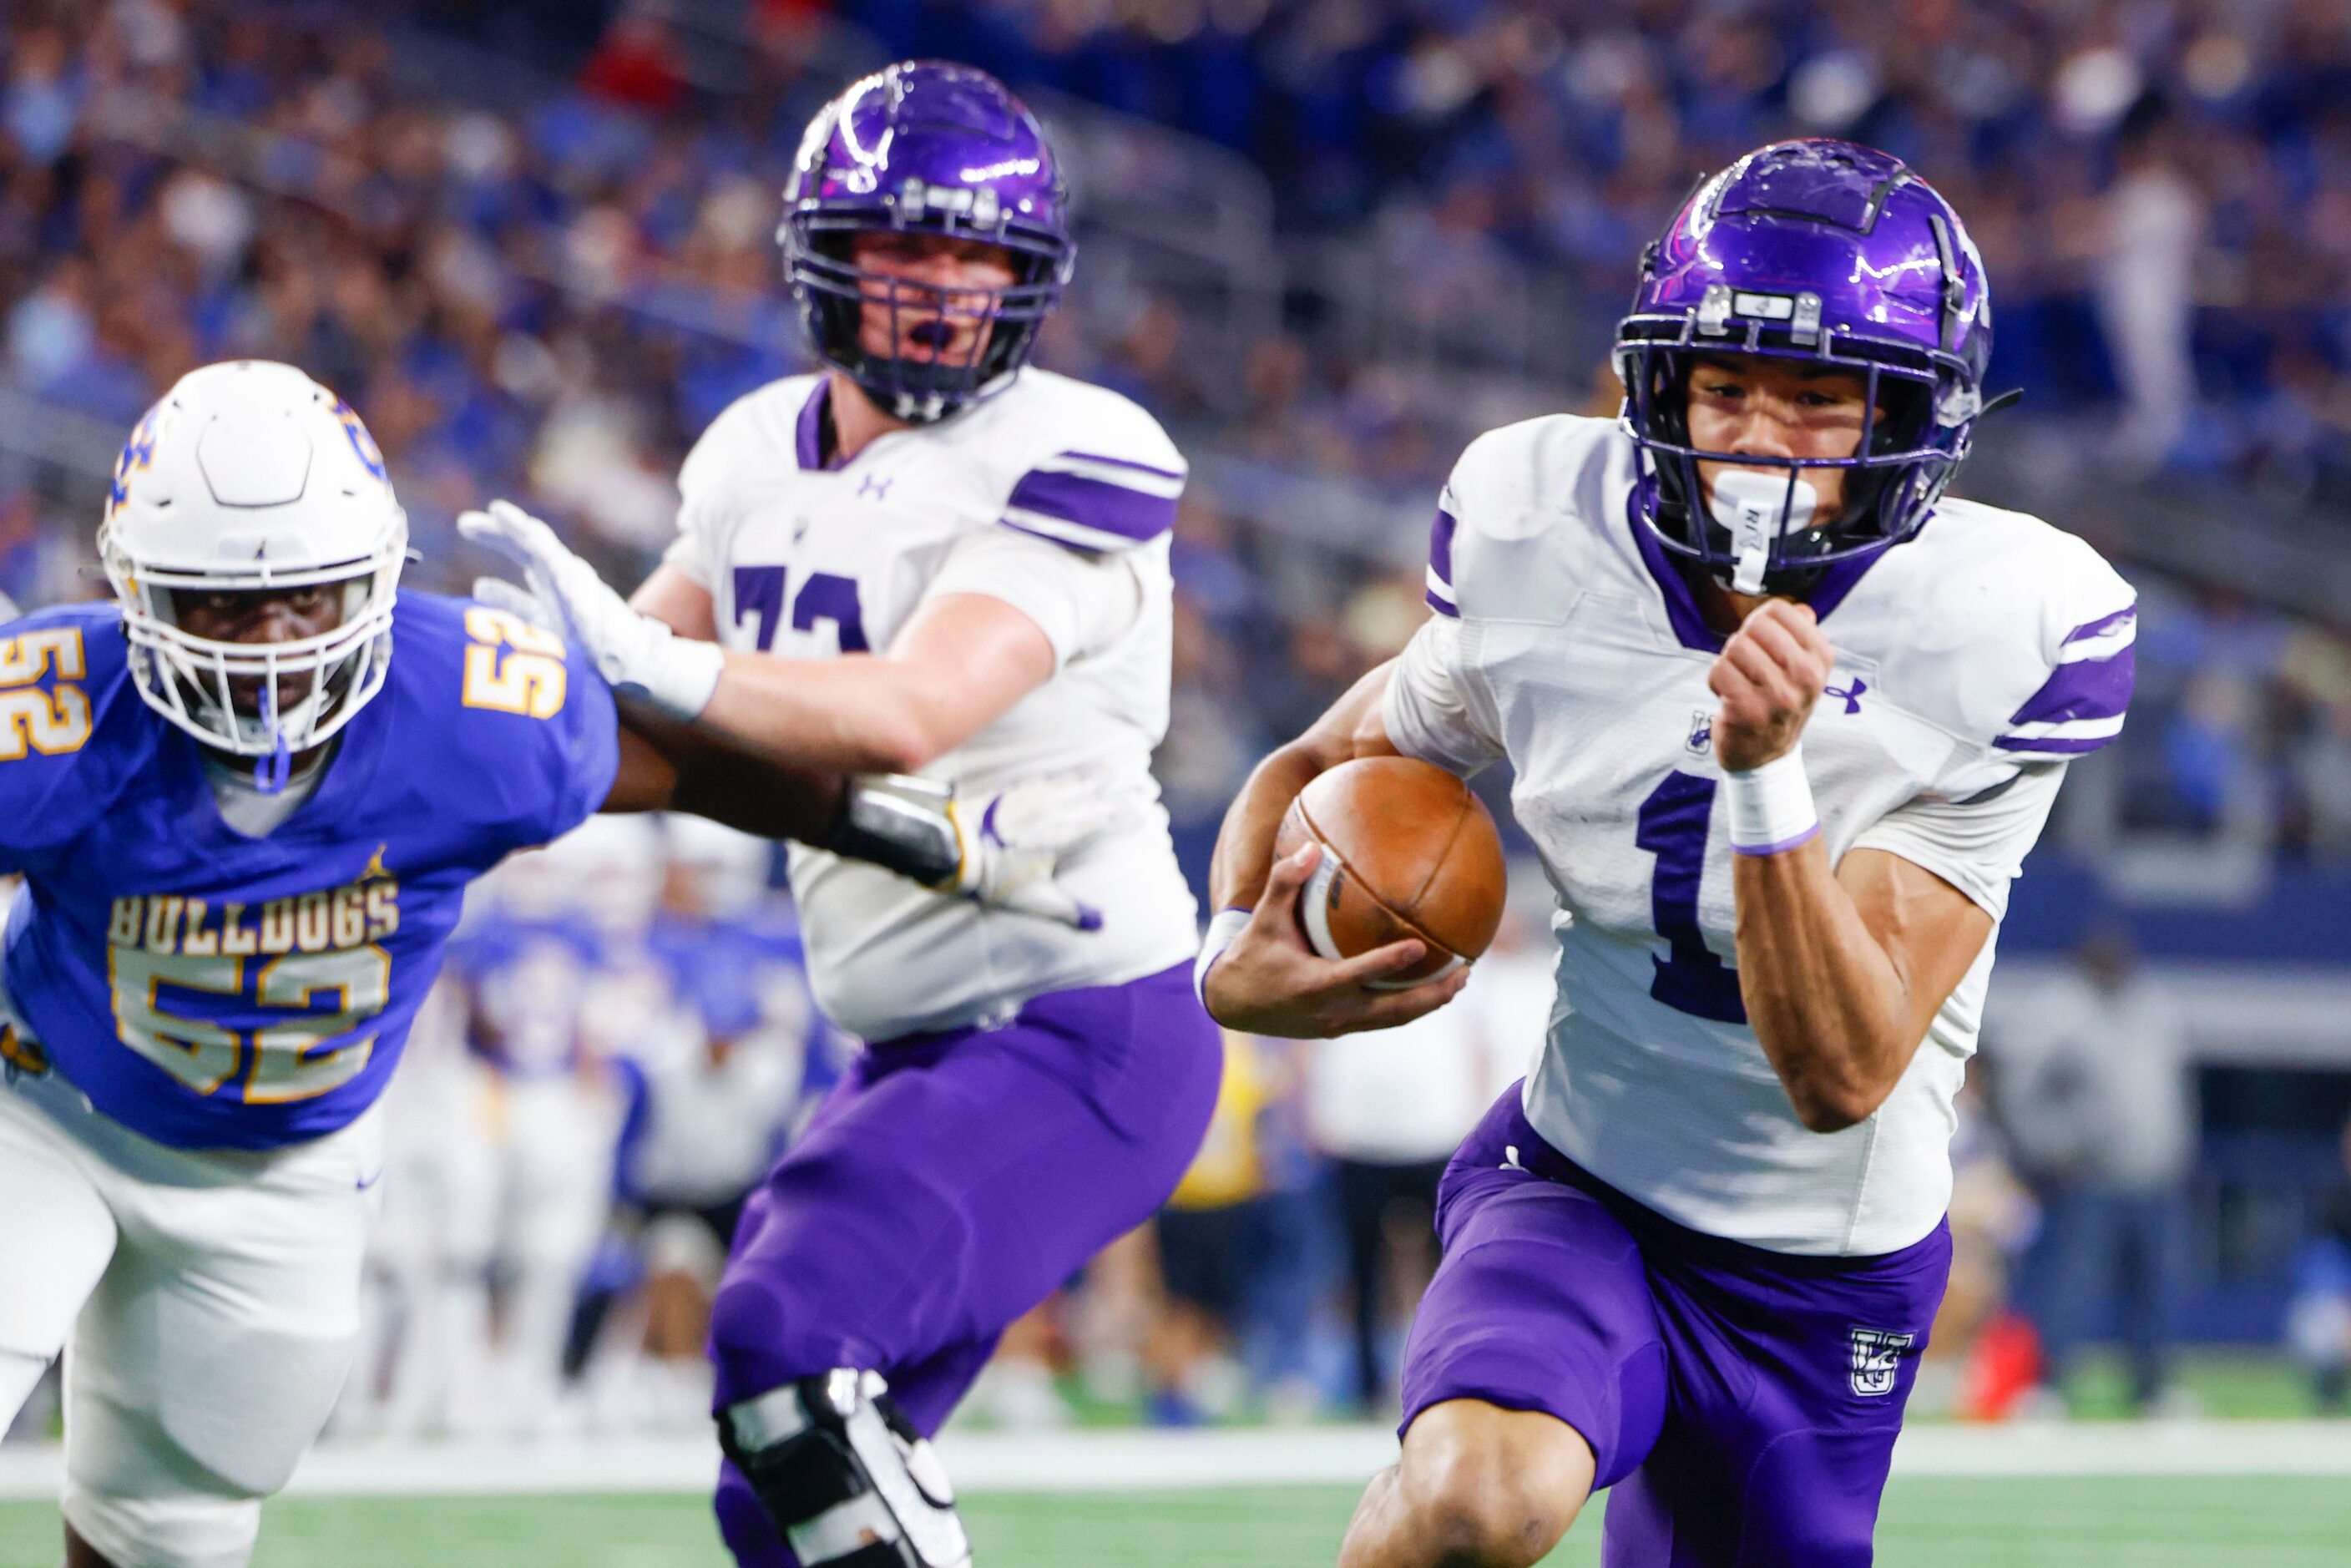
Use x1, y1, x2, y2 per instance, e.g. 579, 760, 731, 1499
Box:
665, 368, 1200, 1040
1384, 416, 2135, 1255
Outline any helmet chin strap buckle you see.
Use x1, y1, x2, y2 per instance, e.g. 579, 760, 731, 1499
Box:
1710, 470, 1818, 595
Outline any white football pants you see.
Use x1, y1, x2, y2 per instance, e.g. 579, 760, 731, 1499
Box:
0, 1067, 381, 1568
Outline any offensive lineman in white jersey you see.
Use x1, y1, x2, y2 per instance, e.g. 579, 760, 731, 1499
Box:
464, 62, 1221, 1568
1198, 141, 2136, 1566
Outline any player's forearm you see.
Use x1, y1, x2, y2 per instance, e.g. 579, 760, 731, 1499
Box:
612, 702, 851, 837
697, 651, 957, 776
1207, 661, 1398, 912
1732, 842, 1919, 1133
1208, 745, 1327, 913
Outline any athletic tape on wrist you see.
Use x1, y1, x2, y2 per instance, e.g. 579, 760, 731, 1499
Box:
646, 634, 726, 721
1194, 907, 1253, 1008
1724, 746, 1820, 857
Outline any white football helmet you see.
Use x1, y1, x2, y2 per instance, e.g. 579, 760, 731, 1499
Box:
98, 360, 407, 759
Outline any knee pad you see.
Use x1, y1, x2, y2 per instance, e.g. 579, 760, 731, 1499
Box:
62, 1482, 260, 1568
718, 1369, 970, 1568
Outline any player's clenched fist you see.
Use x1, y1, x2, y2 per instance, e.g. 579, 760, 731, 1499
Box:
1203, 842, 1470, 1039
1708, 598, 1835, 772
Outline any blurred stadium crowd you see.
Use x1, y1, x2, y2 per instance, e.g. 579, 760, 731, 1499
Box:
4, 0, 2351, 1436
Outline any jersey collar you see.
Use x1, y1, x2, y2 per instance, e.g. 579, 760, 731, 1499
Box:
795, 378, 842, 472
1624, 481, 1892, 654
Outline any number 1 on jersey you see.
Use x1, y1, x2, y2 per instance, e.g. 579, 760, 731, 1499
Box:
1635, 771, 1748, 1024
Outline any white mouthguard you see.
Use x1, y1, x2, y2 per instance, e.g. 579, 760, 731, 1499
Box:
1708, 469, 1818, 594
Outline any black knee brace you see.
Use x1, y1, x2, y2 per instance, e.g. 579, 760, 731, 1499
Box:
719, 1370, 971, 1568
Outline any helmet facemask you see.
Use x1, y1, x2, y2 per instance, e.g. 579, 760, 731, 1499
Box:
780, 62, 1077, 426
784, 210, 1069, 424
1616, 321, 1972, 596
102, 535, 402, 779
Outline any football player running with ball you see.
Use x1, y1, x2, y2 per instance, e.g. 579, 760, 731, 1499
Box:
1200, 141, 2135, 1567
463, 63, 1221, 1568
0, 361, 1095, 1568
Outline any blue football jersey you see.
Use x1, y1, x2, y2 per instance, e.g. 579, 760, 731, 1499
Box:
0, 591, 619, 1149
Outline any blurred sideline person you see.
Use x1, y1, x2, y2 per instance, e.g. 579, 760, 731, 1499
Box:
591, 819, 819, 1431
0, 362, 1071, 1568
1148, 1031, 1276, 1425
463, 62, 1221, 1568
1997, 930, 2197, 1415
442, 821, 652, 1436
2286, 1115, 2351, 1414
1307, 984, 1491, 1417
1198, 142, 2133, 1565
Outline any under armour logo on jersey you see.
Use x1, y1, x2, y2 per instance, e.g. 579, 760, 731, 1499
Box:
857, 474, 894, 503
1824, 676, 1868, 715
1848, 1327, 1914, 1396
1686, 708, 1715, 757
1501, 1145, 1529, 1173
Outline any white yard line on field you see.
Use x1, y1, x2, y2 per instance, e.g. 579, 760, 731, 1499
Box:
4, 1421, 2351, 1502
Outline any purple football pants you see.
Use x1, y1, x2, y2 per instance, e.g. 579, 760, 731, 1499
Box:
1400, 1086, 1951, 1567
707, 962, 1222, 1567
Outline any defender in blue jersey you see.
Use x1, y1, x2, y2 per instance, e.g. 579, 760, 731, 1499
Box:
0, 361, 1097, 1568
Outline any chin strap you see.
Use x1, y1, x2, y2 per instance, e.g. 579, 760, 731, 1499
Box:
253, 682, 291, 796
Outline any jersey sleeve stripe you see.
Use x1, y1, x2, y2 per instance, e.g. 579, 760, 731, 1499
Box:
1046, 450, 1187, 487
1001, 511, 1145, 554
1424, 567, 1459, 617
1004, 467, 1179, 544
2006, 645, 2134, 727
1428, 501, 1459, 588
1993, 729, 2121, 756
2060, 604, 2136, 650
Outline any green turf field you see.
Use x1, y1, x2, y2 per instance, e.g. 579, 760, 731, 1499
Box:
4, 1477, 2349, 1566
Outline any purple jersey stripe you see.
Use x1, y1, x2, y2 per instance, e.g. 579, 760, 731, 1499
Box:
2062, 604, 2136, 646
1425, 587, 1459, 618
2007, 646, 2136, 727
1001, 515, 1112, 553
794, 380, 831, 471
1992, 731, 2120, 756
1054, 450, 1186, 482
1429, 507, 1459, 588
1006, 467, 1177, 544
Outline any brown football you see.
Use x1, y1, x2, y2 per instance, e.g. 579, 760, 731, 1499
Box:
1272, 756, 1508, 989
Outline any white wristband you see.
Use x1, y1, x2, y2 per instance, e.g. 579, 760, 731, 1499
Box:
1723, 746, 1820, 856
611, 628, 725, 722
1193, 908, 1253, 1008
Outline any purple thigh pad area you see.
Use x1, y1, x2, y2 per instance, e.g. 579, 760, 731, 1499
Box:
1400, 1085, 1951, 1568
708, 962, 1222, 1568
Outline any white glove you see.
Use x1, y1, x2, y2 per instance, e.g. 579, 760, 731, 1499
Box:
459, 499, 723, 721
949, 772, 1131, 931
845, 772, 1123, 930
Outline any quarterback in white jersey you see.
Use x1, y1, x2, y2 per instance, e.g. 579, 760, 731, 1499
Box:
464, 62, 1221, 1568
1202, 141, 2133, 1567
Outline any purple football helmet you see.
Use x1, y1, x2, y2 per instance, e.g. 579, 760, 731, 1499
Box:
1615, 139, 1992, 594
781, 61, 1074, 423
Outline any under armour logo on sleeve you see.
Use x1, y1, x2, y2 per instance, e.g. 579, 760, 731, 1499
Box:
1823, 676, 1868, 715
